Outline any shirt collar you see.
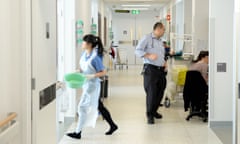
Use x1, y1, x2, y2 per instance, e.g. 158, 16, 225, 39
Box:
151, 33, 161, 41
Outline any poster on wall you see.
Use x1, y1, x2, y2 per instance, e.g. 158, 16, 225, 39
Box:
91, 24, 97, 35
76, 20, 84, 46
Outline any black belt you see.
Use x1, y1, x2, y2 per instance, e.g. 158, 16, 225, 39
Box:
144, 64, 165, 71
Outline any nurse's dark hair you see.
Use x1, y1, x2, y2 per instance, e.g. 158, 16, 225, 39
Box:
153, 22, 164, 30
83, 34, 104, 57
192, 50, 209, 63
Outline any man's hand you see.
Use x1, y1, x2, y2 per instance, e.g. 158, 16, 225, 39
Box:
145, 53, 158, 61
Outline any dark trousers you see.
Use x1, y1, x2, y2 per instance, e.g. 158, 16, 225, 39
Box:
98, 99, 115, 127
143, 65, 166, 118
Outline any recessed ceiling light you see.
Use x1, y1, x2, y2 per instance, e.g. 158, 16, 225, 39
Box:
120, 0, 153, 1
122, 7, 149, 10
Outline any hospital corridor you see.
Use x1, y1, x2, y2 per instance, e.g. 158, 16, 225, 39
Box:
1, 0, 240, 144
59, 66, 223, 144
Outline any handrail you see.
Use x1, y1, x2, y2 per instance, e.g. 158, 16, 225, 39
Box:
0, 113, 17, 128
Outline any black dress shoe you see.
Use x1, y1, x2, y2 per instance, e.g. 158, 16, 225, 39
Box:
67, 132, 81, 139
153, 112, 163, 119
147, 117, 154, 124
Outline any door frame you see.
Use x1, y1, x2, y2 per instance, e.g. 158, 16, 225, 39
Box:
23, 0, 33, 143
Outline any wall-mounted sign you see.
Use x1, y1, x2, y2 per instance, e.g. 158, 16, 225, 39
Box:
131, 10, 140, 15
76, 20, 84, 45
109, 27, 113, 40
91, 24, 97, 35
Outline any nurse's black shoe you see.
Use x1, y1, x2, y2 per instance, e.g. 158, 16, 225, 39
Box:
105, 124, 118, 135
67, 132, 81, 139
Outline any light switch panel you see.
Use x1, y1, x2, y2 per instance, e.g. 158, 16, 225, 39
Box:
217, 63, 226, 72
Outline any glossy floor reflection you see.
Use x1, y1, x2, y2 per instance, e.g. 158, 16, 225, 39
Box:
59, 65, 223, 144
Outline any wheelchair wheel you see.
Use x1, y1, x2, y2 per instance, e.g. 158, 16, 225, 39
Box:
164, 97, 171, 108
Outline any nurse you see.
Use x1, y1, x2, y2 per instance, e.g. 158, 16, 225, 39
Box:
67, 34, 117, 139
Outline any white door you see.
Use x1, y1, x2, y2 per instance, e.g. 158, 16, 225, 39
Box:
112, 13, 135, 65
31, 0, 57, 144
112, 11, 158, 65
237, 11, 240, 144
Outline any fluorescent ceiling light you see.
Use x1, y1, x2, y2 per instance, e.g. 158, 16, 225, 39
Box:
120, 0, 153, 1
122, 4, 151, 7
123, 7, 149, 10
176, 0, 182, 3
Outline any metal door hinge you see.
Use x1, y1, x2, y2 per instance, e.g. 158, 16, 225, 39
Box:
31, 78, 36, 90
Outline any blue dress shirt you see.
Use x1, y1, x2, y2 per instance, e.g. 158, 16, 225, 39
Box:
135, 33, 165, 67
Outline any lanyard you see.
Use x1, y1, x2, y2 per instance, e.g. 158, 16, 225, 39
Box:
150, 33, 161, 48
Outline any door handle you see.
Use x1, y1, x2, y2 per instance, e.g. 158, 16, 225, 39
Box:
238, 83, 240, 99
56, 81, 65, 90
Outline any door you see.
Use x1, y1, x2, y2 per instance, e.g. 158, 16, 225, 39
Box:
237, 11, 240, 144
112, 13, 135, 65
112, 11, 158, 65
31, 0, 57, 143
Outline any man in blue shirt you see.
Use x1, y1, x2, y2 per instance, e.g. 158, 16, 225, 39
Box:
135, 22, 166, 124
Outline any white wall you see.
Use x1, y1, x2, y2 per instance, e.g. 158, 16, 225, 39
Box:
92, 0, 99, 25
193, 0, 209, 56
162, 0, 209, 56
104, 6, 112, 47
235, 1, 240, 143
209, 0, 235, 122
159, 3, 171, 41
175, 1, 184, 52
184, 0, 192, 34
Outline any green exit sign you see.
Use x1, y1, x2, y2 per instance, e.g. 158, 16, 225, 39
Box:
131, 10, 140, 14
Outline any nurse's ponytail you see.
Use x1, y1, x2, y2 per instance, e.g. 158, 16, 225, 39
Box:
83, 34, 104, 57
95, 36, 104, 57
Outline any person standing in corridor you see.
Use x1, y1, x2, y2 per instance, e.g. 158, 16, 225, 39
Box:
135, 22, 166, 124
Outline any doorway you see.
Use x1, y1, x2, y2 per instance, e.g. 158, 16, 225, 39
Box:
56, 0, 76, 142
112, 10, 159, 65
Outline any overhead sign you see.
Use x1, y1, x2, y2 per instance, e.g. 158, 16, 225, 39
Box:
115, 10, 130, 13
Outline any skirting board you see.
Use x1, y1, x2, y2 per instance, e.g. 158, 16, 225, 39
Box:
210, 121, 233, 127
